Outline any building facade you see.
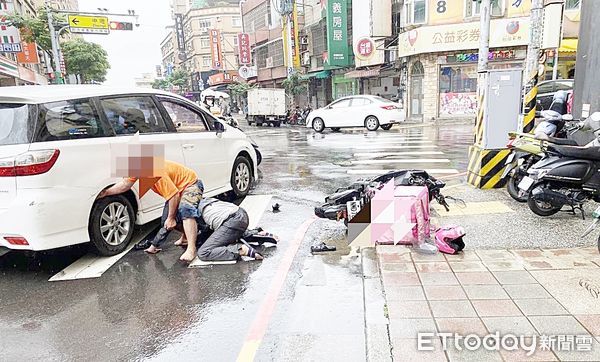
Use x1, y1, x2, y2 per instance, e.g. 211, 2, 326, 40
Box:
0, 0, 55, 86
395, 0, 581, 121
161, 0, 241, 95
241, 0, 288, 88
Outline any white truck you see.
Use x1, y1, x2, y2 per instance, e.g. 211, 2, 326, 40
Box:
247, 88, 286, 127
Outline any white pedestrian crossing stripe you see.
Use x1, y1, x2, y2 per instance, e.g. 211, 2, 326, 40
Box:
351, 159, 451, 165
347, 169, 459, 175
354, 151, 445, 157
49, 222, 157, 282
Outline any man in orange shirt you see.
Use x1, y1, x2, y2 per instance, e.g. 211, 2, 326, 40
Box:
99, 160, 203, 262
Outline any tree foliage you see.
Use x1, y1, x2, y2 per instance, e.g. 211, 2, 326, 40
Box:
228, 81, 256, 97
5, 7, 67, 59
61, 38, 110, 83
282, 72, 307, 97
152, 69, 190, 91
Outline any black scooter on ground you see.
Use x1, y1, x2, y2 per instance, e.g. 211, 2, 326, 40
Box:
314, 170, 450, 225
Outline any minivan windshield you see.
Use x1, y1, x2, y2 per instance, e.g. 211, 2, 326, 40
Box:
0, 103, 32, 146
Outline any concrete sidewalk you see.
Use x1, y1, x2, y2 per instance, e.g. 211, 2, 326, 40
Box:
376, 245, 600, 361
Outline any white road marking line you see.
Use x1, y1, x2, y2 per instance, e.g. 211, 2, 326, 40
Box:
351, 159, 451, 164
328, 140, 433, 145
188, 194, 273, 268
188, 259, 237, 267
239, 194, 273, 229
49, 223, 156, 282
354, 151, 445, 157
347, 169, 459, 175
352, 145, 438, 150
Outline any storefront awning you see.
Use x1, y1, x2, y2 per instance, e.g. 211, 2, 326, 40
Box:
345, 67, 381, 79
559, 38, 578, 53
300, 70, 331, 80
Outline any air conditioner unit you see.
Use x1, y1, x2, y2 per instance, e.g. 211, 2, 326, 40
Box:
266, 57, 274, 68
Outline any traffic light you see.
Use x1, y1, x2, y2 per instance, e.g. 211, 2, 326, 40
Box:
109, 21, 133, 31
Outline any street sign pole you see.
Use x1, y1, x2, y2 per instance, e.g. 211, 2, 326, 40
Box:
520, 0, 544, 133
45, 0, 64, 84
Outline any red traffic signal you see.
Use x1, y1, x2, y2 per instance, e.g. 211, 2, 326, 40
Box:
109, 21, 133, 31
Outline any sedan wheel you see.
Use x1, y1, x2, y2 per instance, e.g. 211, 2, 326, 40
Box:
312, 118, 325, 133
365, 116, 380, 131
89, 195, 135, 256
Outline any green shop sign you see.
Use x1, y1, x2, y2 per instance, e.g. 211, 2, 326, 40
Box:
326, 0, 350, 67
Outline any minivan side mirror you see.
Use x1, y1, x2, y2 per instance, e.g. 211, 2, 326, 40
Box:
214, 121, 225, 134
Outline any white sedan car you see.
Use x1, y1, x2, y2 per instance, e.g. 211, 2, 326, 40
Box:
0, 85, 260, 256
306, 95, 405, 132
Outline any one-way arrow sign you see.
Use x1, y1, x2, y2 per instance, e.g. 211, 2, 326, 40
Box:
70, 17, 79, 25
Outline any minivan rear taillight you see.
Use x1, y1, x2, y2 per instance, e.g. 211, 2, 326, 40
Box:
0, 150, 60, 177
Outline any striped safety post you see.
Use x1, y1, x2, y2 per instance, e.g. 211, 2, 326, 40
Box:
522, 71, 539, 134
467, 87, 511, 189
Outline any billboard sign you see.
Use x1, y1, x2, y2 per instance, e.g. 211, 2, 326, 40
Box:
209, 29, 223, 69
326, 0, 350, 67
175, 14, 186, 53
237, 33, 251, 65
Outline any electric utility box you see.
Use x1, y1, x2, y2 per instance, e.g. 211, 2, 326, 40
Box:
482, 69, 523, 149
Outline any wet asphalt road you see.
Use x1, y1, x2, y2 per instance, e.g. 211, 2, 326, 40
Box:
0, 122, 473, 361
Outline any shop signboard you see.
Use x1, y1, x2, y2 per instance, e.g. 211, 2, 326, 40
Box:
351, 0, 387, 67
174, 14, 186, 53
507, 0, 532, 18
209, 29, 223, 70
17, 41, 39, 64
398, 17, 530, 57
428, 0, 464, 25
326, 0, 350, 67
237, 33, 251, 65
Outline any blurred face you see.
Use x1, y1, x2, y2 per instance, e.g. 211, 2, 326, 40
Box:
112, 143, 165, 178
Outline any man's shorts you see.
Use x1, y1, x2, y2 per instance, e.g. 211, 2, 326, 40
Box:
178, 180, 204, 220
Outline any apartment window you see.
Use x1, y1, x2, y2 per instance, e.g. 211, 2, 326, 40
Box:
565, 0, 580, 10
405, 0, 426, 24
200, 38, 210, 49
465, 0, 504, 17
198, 18, 212, 29
233, 36, 239, 47
243, 2, 268, 32
202, 56, 211, 67
232, 17, 242, 27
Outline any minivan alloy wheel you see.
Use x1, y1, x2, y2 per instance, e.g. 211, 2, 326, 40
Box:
100, 202, 131, 246
235, 162, 251, 193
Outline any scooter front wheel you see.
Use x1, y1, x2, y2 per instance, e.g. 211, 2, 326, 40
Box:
527, 195, 562, 216
507, 173, 528, 203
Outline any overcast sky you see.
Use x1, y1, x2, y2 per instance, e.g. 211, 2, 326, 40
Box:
80, 0, 172, 86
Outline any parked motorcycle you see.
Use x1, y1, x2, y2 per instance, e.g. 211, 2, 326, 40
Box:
314, 170, 449, 225
502, 113, 580, 202
518, 112, 600, 217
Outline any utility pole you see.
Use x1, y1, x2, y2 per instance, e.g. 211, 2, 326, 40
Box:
471, 0, 491, 148
45, 0, 64, 84
520, 0, 544, 133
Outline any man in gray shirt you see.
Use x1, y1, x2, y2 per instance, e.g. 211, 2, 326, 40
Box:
197, 198, 263, 261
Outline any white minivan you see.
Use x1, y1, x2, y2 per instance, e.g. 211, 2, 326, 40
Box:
0, 86, 260, 256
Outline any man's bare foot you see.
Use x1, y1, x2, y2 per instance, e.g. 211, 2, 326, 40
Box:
180, 249, 196, 262
240, 244, 263, 260
145, 245, 161, 254
174, 236, 188, 247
